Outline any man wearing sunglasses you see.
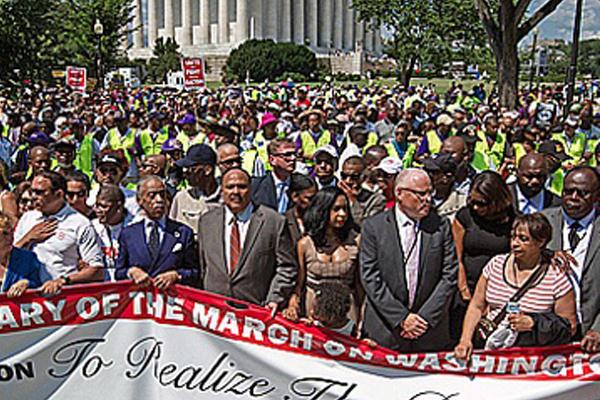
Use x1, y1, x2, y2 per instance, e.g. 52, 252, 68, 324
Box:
14, 171, 104, 295
64, 171, 94, 219
544, 167, 600, 353
251, 138, 296, 215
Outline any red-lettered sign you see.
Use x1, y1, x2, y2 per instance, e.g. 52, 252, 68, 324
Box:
0, 282, 598, 399
66, 66, 87, 92
182, 58, 206, 88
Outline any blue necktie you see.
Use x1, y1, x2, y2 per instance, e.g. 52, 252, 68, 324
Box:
277, 182, 288, 214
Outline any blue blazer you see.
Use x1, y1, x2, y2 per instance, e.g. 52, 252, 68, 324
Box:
2, 247, 43, 292
114, 218, 198, 285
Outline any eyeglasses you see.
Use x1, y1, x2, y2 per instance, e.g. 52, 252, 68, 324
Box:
563, 188, 594, 198
469, 198, 490, 208
399, 187, 432, 199
31, 188, 48, 196
99, 166, 120, 175
219, 157, 242, 166
341, 172, 362, 181
66, 189, 87, 199
272, 151, 296, 159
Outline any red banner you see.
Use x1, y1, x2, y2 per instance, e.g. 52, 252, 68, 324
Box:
181, 58, 205, 88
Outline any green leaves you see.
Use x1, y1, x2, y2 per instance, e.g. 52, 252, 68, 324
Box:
226, 40, 317, 82
146, 38, 182, 83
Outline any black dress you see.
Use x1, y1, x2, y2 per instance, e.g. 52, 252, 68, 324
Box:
455, 206, 514, 293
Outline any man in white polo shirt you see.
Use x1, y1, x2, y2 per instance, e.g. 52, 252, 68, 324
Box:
14, 171, 104, 294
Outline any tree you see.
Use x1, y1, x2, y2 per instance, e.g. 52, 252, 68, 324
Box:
0, 0, 60, 81
226, 39, 317, 82
352, 0, 487, 87
147, 38, 182, 83
474, 0, 565, 108
579, 39, 600, 78
52, 0, 134, 76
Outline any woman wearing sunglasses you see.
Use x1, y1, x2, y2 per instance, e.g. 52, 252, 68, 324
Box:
451, 171, 516, 340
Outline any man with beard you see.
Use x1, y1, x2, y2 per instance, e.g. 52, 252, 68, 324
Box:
543, 167, 600, 352
509, 153, 561, 214
115, 176, 197, 288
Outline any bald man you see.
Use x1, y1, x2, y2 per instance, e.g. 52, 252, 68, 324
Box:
216, 143, 242, 175
360, 169, 458, 352
28, 146, 51, 177
440, 136, 475, 196
509, 152, 561, 214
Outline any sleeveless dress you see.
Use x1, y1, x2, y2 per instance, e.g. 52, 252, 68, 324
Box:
302, 235, 360, 324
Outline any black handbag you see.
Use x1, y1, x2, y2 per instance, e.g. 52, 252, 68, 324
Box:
473, 259, 547, 348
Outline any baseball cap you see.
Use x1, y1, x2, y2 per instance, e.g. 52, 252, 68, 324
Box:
314, 145, 338, 160
423, 153, 458, 173
436, 113, 454, 127
375, 156, 403, 175
175, 144, 217, 168
539, 140, 571, 161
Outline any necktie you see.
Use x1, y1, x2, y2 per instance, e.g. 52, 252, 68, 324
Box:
148, 221, 160, 260
277, 182, 289, 214
569, 222, 582, 251
229, 218, 240, 274
404, 222, 419, 308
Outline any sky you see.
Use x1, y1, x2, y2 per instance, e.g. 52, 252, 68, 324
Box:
530, 0, 600, 42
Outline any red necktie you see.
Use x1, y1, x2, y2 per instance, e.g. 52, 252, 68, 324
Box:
229, 219, 240, 274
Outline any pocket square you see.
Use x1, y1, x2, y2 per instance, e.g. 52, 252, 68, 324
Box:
172, 243, 183, 253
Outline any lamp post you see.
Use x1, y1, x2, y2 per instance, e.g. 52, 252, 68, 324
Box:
94, 19, 104, 90
528, 28, 539, 92
566, 0, 584, 108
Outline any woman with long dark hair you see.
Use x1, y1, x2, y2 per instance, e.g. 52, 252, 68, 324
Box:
284, 174, 317, 246
283, 186, 363, 333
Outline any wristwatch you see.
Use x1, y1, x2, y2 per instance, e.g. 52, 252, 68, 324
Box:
61, 275, 72, 285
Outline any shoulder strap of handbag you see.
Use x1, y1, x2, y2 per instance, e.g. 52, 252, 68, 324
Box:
492, 260, 548, 326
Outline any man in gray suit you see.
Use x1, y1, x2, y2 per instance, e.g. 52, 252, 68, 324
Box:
543, 166, 600, 352
360, 168, 458, 352
197, 168, 297, 314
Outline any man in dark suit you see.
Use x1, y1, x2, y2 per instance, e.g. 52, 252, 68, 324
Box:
198, 168, 297, 313
250, 138, 295, 214
509, 152, 560, 214
115, 176, 197, 288
543, 167, 600, 352
360, 168, 458, 352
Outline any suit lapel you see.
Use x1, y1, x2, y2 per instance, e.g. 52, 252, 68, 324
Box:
154, 219, 178, 267
266, 174, 277, 208
385, 210, 407, 296
137, 222, 154, 266
213, 208, 228, 274
583, 217, 600, 274
232, 207, 264, 277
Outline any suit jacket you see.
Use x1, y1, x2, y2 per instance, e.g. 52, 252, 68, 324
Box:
115, 218, 198, 285
543, 206, 600, 334
197, 204, 297, 306
250, 173, 292, 212
509, 183, 561, 214
2, 247, 43, 292
359, 209, 458, 352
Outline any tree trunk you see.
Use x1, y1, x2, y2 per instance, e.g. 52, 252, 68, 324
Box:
497, 41, 519, 109
398, 56, 416, 88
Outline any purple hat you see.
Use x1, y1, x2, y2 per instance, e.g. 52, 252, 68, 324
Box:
259, 112, 278, 129
161, 138, 183, 152
177, 113, 197, 126
26, 131, 51, 145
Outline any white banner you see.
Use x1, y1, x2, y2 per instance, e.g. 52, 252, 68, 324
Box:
0, 283, 599, 400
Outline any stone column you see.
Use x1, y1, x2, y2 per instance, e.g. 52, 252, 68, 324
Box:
236, 0, 249, 42
307, 0, 318, 48
254, 0, 264, 39
164, 0, 175, 39
365, 21, 374, 52
321, 0, 333, 49
292, 0, 305, 44
132, 0, 143, 48
218, 0, 229, 43
147, 0, 157, 47
355, 19, 364, 51
281, 0, 292, 42
264, 0, 278, 39
374, 25, 382, 55
200, 0, 210, 44
333, 0, 344, 49
344, 1, 354, 50
181, 0, 193, 45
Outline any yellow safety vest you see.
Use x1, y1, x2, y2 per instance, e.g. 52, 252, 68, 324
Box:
472, 130, 507, 172
300, 129, 331, 162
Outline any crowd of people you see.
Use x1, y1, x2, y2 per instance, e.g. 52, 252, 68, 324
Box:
0, 80, 599, 360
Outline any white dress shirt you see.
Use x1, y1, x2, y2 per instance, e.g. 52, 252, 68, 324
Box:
395, 206, 421, 303
14, 205, 104, 281
515, 184, 545, 215
143, 216, 167, 246
224, 204, 254, 268
562, 209, 595, 322
92, 213, 133, 281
